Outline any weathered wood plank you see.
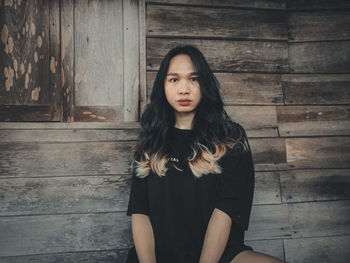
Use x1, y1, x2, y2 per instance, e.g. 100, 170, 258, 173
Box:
147, 72, 284, 105
253, 171, 282, 205
0, 213, 132, 257
147, 38, 289, 73
0, 249, 128, 263
147, 5, 287, 40
74, 106, 124, 122
49, 0, 61, 121
139, 0, 148, 121
0, 0, 50, 106
0, 141, 135, 177
146, 0, 286, 9
0, 129, 140, 142
288, 11, 350, 41
286, 0, 350, 10
246, 204, 291, 240
123, 0, 140, 121
245, 239, 285, 261
0, 171, 279, 216
0, 121, 140, 130
0, 175, 130, 216
286, 137, 350, 169
284, 235, 350, 263
226, 106, 279, 137
289, 41, 350, 73
277, 105, 350, 136
251, 138, 287, 171
288, 200, 350, 238
61, 0, 74, 122
282, 74, 350, 105
74, 0, 123, 108
0, 138, 285, 177
280, 169, 350, 203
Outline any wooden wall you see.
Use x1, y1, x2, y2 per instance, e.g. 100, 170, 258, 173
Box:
0, 0, 350, 262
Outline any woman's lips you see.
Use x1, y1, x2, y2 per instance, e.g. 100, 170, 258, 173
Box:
178, 100, 191, 106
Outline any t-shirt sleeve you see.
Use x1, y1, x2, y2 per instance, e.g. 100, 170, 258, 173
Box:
126, 152, 150, 216
214, 148, 255, 231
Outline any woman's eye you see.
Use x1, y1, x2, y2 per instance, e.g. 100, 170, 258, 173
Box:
169, 78, 177, 83
190, 77, 198, 82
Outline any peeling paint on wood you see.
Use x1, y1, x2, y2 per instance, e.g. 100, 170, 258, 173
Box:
50, 56, 56, 74
1, 24, 8, 44
37, 35, 42, 48
34, 51, 38, 63
31, 87, 40, 101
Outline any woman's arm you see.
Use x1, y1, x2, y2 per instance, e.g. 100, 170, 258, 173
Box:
132, 214, 157, 263
198, 208, 232, 263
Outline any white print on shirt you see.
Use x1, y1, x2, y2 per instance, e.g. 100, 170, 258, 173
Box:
168, 157, 179, 162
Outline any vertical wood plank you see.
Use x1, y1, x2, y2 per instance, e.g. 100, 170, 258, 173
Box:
139, 0, 147, 119
123, 0, 139, 121
49, 0, 61, 121
60, 0, 74, 122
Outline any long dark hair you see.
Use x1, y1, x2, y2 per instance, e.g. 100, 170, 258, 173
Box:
133, 45, 251, 178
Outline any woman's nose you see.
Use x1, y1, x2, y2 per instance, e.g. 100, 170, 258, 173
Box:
178, 80, 190, 94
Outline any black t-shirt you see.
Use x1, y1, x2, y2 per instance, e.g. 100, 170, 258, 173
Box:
126, 126, 255, 263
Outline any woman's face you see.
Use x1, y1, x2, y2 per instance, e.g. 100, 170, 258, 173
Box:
164, 54, 202, 116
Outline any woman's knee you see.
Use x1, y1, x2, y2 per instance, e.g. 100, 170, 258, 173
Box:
230, 250, 286, 263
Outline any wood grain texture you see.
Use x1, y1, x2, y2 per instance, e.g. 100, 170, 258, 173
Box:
147, 38, 289, 73
284, 235, 350, 263
246, 204, 291, 240
74, 0, 123, 107
245, 239, 285, 261
286, 0, 350, 10
253, 171, 282, 205
147, 72, 284, 105
123, 0, 140, 121
0, 213, 132, 257
0, 171, 279, 217
286, 137, 350, 169
0, 141, 135, 177
288, 11, 350, 41
280, 169, 350, 203
225, 106, 278, 137
289, 41, 350, 73
0, 128, 140, 142
250, 138, 287, 171
61, 0, 74, 122
146, 0, 286, 9
277, 105, 350, 136
147, 5, 287, 40
0, 175, 130, 216
288, 200, 350, 238
0, 250, 129, 263
282, 74, 350, 105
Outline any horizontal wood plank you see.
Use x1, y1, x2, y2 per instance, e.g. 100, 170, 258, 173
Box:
0, 141, 135, 177
0, 249, 128, 263
147, 72, 284, 105
277, 105, 350, 136
281, 169, 350, 203
0, 175, 130, 216
289, 41, 350, 73
0, 213, 132, 257
147, 38, 289, 73
226, 106, 279, 137
282, 74, 350, 105
286, 137, 350, 169
0, 128, 140, 142
147, 5, 287, 40
146, 0, 286, 9
0, 171, 280, 216
245, 239, 285, 261
284, 235, 350, 263
288, 200, 350, 238
288, 11, 350, 41
286, 0, 350, 10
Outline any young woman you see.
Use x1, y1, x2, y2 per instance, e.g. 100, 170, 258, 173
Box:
125, 45, 286, 263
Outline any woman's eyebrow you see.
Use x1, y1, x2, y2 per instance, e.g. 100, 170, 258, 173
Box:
166, 72, 199, 77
